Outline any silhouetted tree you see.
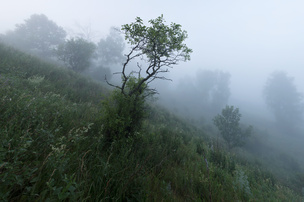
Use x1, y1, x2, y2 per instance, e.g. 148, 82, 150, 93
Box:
3, 14, 66, 58
213, 106, 252, 149
263, 71, 303, 129
56, 38, 96, 72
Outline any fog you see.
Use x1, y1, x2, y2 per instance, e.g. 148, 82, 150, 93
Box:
0, 2, 303, 130
1, 0, 304, 194
2, 1, 304, 92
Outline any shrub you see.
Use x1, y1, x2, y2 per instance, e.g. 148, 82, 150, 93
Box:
102, 77, 147, 143
213, 105, 252, 148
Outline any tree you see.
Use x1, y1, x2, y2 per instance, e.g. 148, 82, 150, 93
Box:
263, 71, 303, 129
102, 77, 147, 142
196, 69, 231, 117
107, 15, 192, 96
85, 27, 125, 83
213, 106, 252, 149
103, 15, 192, 142
3, 14, 66, 58
56, 38, 96, 72
97, 27, 125, 66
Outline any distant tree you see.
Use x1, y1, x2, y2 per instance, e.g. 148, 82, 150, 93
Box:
3, 14, 66, 58
84, 27, 125, 83
103, 15, 192, 143
196, 69, 231, 116
56, 38, 96, 72
97, 27, 125, 66
213, 106, 252, 149
263, 71, 303, 129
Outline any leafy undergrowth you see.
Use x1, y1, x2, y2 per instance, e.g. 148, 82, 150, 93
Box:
0, 43, 303, 201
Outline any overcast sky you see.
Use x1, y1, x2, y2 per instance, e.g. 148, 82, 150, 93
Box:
1, 0, 304, 107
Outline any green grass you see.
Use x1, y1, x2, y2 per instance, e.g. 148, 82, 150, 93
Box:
0, 43, 303, 201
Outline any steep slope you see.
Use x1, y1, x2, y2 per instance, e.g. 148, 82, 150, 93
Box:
0, 43, 302, 201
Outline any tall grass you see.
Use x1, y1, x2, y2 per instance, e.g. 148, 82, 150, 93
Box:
0, 43, 303, 201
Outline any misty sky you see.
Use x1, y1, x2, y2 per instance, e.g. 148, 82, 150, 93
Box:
1, 0, 304, 107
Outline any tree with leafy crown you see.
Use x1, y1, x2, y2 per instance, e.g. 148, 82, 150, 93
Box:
106, 14, 192, 96
97, 27, 125, 66
263, 71, 303, 131
103, 15, 192, 142
56, 38, 96, 72
3, 14, 66, 58
213, 106, 252, 149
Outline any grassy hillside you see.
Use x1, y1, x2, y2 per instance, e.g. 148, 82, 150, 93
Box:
0, 43, 303, 201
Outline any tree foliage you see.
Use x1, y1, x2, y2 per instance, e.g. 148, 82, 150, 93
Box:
97, 27, 125, 66
56, 38, 96, 72
3, 14, 66, 58
107, 14, 192, 96
102, 78, 147, 143
213, 106, 252, 148
103, 15, 192, 142
263, 71, 303, 129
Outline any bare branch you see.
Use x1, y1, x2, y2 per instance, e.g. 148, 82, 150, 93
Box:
113, 71, 123, 75
105, 74, 123, 91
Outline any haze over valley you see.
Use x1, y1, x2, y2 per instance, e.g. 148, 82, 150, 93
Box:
1, 1, 303, 200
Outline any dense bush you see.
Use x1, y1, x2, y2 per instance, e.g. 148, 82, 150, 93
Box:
102, 77, 147, 144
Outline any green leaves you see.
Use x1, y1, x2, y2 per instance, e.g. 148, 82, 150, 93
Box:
213, 106, 252, 148
104, 15, 192, 144
102, 77, 147, 143
112, 15, 193, 103
3, 14, 66, 58
263, 71, 303, 129
121, 15, 192, 64
56, 38, 96, 72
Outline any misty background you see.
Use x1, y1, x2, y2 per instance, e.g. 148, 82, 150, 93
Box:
0, 2, 303, 119
1, 0, 304, 123
1, 0, 304, 195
